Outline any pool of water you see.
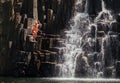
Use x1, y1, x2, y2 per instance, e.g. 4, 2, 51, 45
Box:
0, 78, 120, 83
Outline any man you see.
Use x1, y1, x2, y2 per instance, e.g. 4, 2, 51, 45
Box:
32, 20, 42, 39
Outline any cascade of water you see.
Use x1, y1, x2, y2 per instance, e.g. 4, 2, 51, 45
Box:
59, 0, 116, 78
59, 0, 89, 77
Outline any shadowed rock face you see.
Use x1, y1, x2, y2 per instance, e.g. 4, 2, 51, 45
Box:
103, 0, 120, 13
87, 0, 102, 16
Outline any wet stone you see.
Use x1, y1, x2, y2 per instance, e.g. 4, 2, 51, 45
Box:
87, 0, 102, 16
97, 31, 105, 37
97, 22, 110, 34
116, 61, 120, 78
39, 62, 56, 77
49, 52, 57, 62
45, 53, 51, 62
41, 38, 51, 50
104, 66, 114, 78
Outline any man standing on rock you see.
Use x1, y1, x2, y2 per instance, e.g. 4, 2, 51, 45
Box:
32, 20, 42, 39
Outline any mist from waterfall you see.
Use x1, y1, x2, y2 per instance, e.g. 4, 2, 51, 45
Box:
59, 0, 116, 78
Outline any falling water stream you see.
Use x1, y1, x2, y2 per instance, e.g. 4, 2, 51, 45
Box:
60, 0, 89, 77
60, 0, 116, 78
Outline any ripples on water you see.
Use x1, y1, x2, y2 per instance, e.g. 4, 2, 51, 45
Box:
0, 78, 120, 83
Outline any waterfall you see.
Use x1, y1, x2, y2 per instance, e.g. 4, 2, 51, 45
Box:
59, 0, 116, 78
59, 0, 89, 77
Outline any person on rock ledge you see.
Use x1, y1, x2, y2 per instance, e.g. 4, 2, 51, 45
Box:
32, 20, 42, 39
25, 20, 42, 52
